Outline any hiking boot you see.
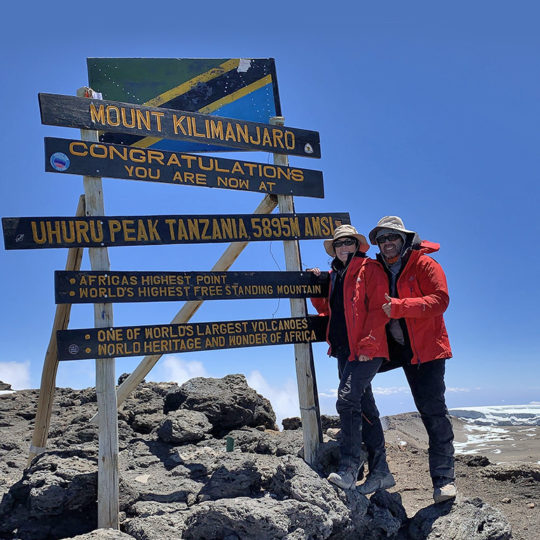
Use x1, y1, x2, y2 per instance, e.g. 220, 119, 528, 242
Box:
328, 468, 357, 490
357, 472, 396, 495
433, 482, 457, 503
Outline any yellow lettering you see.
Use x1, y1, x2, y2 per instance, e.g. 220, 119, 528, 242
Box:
31, 221, 47, 244
166, 153, 181, 167
106, 106, 120, 126
109, 220, 122, 242
90, 104, 105, 124
137, 219, 148, 241
225, 123, 236, 142
69, 141, 88, 156
173, 115, 188, 135
136, 109, 151, 131
210, 119, 224, 139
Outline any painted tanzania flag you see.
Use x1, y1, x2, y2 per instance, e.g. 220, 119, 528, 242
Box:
87, 58, 282, 153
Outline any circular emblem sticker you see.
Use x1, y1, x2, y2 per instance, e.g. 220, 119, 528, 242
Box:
50, 152, 70, 172
304, 143, 314, 154
68, 344, 80, 355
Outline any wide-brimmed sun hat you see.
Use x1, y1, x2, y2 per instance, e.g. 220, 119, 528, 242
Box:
324, 224, 370, 257
368, 216, 415, 245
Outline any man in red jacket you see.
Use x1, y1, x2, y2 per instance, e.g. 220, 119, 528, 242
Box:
367, 216, 457, 504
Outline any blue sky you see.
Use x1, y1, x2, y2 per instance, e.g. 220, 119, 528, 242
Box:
1, 1, 539, 426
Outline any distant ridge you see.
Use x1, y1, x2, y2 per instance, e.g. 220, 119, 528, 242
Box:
450, 404, 540, 426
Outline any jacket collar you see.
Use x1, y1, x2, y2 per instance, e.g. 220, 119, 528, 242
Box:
331, 250, 366, 273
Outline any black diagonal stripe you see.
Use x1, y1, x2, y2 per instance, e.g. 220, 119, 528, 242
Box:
165, 59, 273, 111
100, 59, 279, 147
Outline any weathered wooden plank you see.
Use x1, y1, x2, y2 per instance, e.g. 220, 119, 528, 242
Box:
2, 213, 350, 249
38, 93, 321, 158
57, 315, 329, 360
45, 137, 324, 198
28, 195, 85, 466
55, 270, 329, 304
272, 115, 322, 464
76, 86, 118, 530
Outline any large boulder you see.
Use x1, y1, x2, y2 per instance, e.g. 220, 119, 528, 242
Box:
0, 450, 98, 539
163, 374, 277, 433
157, 409, 213, 445
408, 497, 512, 539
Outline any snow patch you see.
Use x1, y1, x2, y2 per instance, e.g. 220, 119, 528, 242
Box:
450, 404, 540, 426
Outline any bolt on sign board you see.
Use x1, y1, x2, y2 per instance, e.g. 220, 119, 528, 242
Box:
44, 137, 324, 198
55, 270, 330, 304
38, 93, 320, 159
57, 316, 329, 360
2, 213, 350, 249
86, 58, 282, 154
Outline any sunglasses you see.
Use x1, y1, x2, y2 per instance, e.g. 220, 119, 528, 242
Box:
333, 238, 357, 248
377, 233, 402, 244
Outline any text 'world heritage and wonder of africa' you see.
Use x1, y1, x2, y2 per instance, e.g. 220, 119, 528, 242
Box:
57, 316, 329, 360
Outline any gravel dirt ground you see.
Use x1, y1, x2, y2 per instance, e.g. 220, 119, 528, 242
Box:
378, 413, 540, 540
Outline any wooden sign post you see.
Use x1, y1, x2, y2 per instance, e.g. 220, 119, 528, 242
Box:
76, 87, 119, 530
11, 64, 340, 532
271, 116, 322, 464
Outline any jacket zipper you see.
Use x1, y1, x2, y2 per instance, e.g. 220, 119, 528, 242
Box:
406, 283, 421, 366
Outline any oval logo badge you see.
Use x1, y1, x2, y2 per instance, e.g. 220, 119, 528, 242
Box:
50, 152, 70, 172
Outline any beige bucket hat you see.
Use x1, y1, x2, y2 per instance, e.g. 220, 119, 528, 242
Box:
368, 216, 415, 245
324, 224, 370, 257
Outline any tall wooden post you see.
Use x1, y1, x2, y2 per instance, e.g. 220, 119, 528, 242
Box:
77, 87, 119, 529
27, 195, 85, 466
271, 116, 322, 465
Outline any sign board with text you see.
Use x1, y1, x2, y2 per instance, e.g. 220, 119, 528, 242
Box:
55, 270, 329, 304
57, 316, 329, 360
3, 213, 350, 250
38, 93, 321, 158
45, 137, 324, 198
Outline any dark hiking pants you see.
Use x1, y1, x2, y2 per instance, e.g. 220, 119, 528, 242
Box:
337, 356, 390, 475
403, 359, 455, 487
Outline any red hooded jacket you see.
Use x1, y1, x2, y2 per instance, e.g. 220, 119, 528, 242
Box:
384, 240, 452, 364
311, 256, 389, 361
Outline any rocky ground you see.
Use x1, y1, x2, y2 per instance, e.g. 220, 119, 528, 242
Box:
0, 376, 537, 539
381, 413, 539, 540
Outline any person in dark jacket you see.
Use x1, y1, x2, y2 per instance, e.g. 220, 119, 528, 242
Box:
366, 216, 456, 503
310, 224, 395, 493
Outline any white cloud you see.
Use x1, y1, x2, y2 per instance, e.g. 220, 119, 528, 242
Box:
0, 361, 31, 390
319, 388, 337, 399
373, 386, 409, 395
447, 387, 471, 393
150, 355, 208, 385
247, 370, 299, 427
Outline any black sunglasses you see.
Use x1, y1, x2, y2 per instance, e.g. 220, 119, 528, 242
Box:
377, 233, 402, 244
333, 238, 357, 248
